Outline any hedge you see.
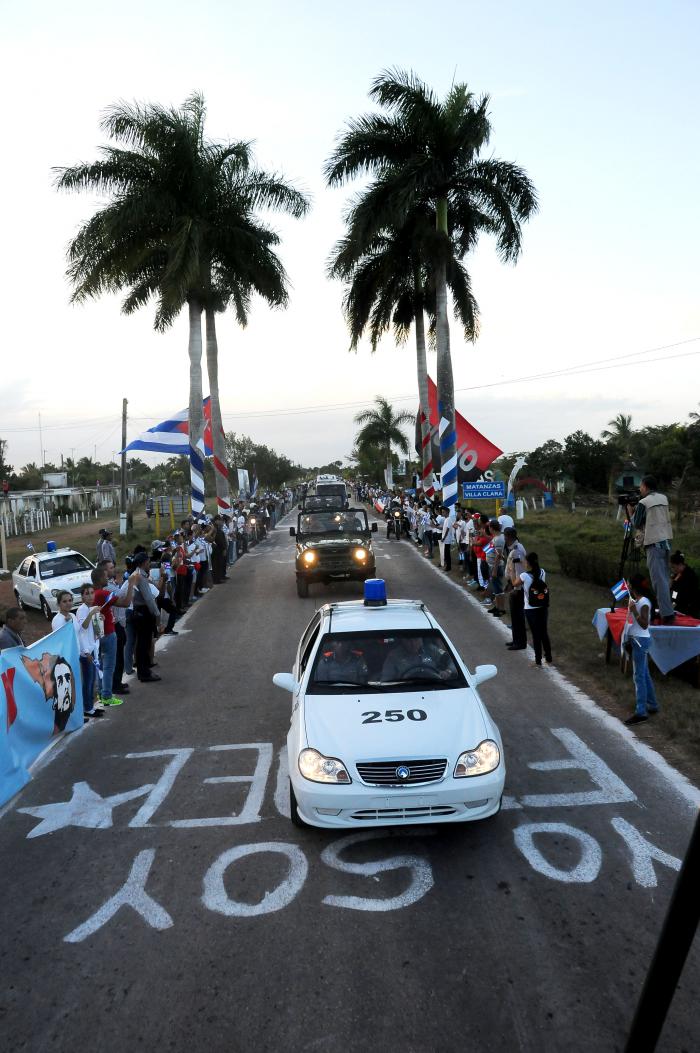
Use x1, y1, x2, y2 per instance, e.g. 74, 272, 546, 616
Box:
555, 542, 648, 588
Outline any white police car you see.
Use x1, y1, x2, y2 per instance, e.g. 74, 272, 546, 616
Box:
12, 545, 95, 620
273, 579, 505, 829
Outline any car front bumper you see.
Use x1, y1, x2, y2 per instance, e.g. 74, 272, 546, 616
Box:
291, 765, 505, 829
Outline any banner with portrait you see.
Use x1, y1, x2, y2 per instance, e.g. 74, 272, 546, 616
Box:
0, 621, 83, 806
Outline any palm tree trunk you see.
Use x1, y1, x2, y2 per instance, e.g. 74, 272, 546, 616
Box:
205, 307, 231, 512
188, 297, 205, 516
414, 263, 434, 499
435, 198, 457, 510
385, 447, 393, 490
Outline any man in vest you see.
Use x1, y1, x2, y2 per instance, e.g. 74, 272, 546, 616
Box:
630, 475, 674, 624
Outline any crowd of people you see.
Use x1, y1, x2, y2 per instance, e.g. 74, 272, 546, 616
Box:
356, 485, 553, 669
0, 491, 291, 724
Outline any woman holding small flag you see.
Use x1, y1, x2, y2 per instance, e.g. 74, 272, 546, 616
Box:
623, 574, 659, 725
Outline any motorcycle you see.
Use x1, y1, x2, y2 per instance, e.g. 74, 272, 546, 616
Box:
386, 507, 403, 539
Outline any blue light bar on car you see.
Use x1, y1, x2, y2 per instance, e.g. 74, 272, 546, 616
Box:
364, 578, 387, 607
46, 540, 57, 552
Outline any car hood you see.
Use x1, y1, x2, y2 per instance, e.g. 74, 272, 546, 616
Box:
303, 688, 490, 760
39, 570, 94, 590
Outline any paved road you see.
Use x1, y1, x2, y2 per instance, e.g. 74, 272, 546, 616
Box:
1, 512, 698, 1053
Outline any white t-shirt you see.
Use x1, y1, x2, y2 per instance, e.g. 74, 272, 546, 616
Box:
442, 519, 455, 544
521, 569, 547, 611
498, 514, 515, 530
75, 603, 99, 655
51, 611, 80, 646
626, 596, 652, 638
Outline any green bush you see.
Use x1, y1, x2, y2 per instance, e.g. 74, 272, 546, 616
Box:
555, 541, 647, 588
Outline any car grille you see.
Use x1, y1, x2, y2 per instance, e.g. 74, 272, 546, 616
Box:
350, 805, 457, 821
356, 759, 447, 786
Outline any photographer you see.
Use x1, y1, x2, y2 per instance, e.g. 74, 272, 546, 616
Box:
628, 476, 674, 625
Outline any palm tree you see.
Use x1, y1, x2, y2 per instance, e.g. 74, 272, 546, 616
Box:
329, 204, 478, 500
601, 413, 635, 501
326, 68, 537, 508
55, 94, 308, 511
354, 396, 414, 487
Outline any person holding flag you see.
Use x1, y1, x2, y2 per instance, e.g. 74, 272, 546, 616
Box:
91, 565, 137, 707
623, 574, 660, 726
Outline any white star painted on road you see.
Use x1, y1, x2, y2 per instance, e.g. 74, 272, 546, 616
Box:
18, 781, 154, 839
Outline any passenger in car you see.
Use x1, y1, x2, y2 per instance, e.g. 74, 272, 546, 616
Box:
315, 640, 368, 684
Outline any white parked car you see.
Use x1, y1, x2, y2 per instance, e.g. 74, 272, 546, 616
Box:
273, 579, 505, 829
12, 547, 95, 620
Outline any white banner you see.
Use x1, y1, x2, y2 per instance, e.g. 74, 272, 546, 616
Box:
237, 469, 250, 495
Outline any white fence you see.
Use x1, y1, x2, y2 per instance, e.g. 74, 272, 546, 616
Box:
0, 508, 99, 538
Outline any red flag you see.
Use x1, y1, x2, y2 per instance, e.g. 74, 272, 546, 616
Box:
427, 377, 502, 471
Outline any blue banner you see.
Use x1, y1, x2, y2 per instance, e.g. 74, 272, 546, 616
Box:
462, 481, 506, 499
0, 621, 83, 806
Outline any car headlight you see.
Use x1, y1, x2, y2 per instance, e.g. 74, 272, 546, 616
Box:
454, 740, 500, 778
299, 748, 351, 784
302, 550, 317, 565
352, 547, 367, 561
50, 589, 60, 597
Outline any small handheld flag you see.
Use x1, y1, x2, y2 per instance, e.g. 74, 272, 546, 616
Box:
483, 542, 495, 557
611, 579, 629, 601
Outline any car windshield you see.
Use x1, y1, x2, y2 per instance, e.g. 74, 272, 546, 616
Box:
306, 629, 466, 693
39, 554, 93, 579
299, 510, 369, 535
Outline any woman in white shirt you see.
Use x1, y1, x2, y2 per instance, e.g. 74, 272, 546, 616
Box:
51, 591, 81, 644
516, 552, 552, 668
624, 574, 659, 725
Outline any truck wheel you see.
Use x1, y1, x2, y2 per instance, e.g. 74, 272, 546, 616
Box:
290, 782, 307, 828
296, 577, 309, 598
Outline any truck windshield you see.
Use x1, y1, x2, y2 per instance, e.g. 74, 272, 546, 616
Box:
299, 510, 368, 535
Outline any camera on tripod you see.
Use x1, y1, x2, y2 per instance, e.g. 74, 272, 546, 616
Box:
617, 490, 640, 508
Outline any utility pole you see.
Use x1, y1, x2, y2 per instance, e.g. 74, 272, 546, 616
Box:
38, 412, 44, 466
120, 398, 128, 536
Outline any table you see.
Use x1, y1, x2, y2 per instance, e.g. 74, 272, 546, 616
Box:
592, 607, 700, 678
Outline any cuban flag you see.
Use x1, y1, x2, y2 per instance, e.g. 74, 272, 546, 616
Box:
121, 397, 215, 457
611, 579, 629, 601
250, 465, 259, 498
483, 542, 495, 557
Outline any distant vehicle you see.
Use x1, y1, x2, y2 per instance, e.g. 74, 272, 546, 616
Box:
298, 494, 346, 513
314, 477, 349, 508
12, 548, 95, 620
290, 506, 377, 598
272, 580, 505, 828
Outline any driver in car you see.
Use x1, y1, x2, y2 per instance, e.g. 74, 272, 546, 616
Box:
381, 636, 451, 681
315, 640, 368, 684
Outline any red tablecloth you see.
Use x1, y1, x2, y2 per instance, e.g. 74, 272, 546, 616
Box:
605, 609, 700, 645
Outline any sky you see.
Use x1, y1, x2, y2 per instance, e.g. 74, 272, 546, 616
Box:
1, 0, 699, 474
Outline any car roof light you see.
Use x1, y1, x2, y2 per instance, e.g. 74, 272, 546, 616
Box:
364, 578, 387, 607
46, 540, 57, 552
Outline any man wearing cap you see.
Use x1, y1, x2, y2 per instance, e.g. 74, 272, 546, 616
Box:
131, 552, 162, 682
97, 528, 116, 564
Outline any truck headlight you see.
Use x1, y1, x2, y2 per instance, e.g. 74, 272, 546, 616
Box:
352, 547, 367, 561
299, 748, 351, 784
454, 740, 500, 777
302, 550, 317, 565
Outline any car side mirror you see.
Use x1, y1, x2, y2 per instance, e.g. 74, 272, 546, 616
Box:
472, 664, 497, 686
273, 672, 296, 693
289, 527, 296, 537
371, 522, 378, 532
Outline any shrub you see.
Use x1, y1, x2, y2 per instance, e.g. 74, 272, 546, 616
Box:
555, 542, 648, 588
